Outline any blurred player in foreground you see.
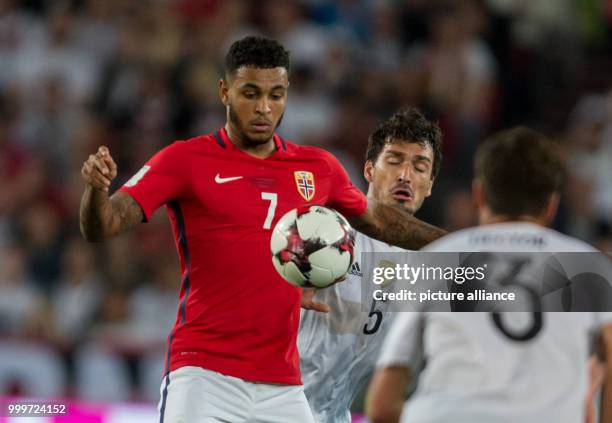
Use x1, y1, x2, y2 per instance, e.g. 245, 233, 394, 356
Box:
79, 36, 445, 422
299, 107, 442, 423
366, 127, 612, 423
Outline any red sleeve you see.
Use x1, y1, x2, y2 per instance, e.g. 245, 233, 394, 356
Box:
118, 141, 190, 221
324, 150, 367, 218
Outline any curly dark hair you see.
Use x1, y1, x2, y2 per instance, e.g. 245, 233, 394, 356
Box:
365, 107, 443, 179
474, 126, 564, 218
225, 36, 290, 75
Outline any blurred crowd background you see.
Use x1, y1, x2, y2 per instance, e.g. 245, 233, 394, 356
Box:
0, 0, 611, 410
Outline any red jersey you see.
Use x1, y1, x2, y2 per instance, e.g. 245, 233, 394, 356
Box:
119, 127, 367, 385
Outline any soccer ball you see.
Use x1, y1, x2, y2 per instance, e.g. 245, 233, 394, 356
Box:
270, 205, 356, 288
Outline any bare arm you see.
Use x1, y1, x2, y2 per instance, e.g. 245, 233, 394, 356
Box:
79, 146, 144, 241
366, 366, 410, 423
349, 201, 447, 250
602, 323, 612, 423
585, 355, 606, 423
80, 190, 143, 241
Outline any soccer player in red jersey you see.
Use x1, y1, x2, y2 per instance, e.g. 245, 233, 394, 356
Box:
80, 36, 445, 422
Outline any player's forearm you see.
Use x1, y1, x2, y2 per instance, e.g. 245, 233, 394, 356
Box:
367, 402, 403, 423
601, 326, 612, 423
80, 188, 141, 241
603, 381, 612, 423
351, 202, 446, 250
80, 186, 117, 241
366, 367, 410, 423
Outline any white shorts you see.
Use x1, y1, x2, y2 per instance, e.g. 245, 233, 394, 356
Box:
158, 366, 315, 423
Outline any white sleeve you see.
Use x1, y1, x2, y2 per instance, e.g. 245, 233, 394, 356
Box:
376, 312, 424, 369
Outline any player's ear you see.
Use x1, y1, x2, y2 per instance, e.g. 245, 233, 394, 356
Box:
219, 78, 229, 106
541, 192, 560, 225
364, 160, 374, 183
472, 179, 485, 211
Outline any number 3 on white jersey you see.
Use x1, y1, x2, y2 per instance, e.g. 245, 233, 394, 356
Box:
261, 192, 278, 229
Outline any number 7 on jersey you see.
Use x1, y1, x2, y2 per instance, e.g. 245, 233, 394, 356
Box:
261, 192, 278, 229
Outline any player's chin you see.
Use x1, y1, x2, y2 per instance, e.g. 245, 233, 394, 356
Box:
246, 129, 275, 143
391, 199, 416, 214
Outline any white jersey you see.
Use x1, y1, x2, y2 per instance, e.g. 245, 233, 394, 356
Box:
378, 222, 612, 423
299, 233, 408, 423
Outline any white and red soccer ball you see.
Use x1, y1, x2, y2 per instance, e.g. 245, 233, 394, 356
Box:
270, 205, 356, 288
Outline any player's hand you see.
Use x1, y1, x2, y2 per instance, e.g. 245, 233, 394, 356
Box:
301, 288, 330, 313
300, 277, 346, 313
81, 146, 118, 192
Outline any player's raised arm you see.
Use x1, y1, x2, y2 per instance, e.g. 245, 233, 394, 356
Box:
80, 146, 144, 241
349, 201, 446, 251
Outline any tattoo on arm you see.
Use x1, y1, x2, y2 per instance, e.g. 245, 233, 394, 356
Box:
109, 192, 145, 234
80, 189, 144, 241
350, 202, 446, 250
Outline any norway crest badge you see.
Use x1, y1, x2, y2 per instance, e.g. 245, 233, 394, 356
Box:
294, 171, 315, 201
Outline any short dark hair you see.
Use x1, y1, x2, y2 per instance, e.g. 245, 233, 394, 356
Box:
366, 107, 443, 179
474, 126, 564, 218
225, 36, 290, 75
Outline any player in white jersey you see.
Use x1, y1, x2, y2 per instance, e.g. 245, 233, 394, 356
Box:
299, 107, 444, 423
366, 127, 612, 423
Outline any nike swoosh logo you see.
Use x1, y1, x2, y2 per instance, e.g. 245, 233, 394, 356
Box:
215, 174, 243, 184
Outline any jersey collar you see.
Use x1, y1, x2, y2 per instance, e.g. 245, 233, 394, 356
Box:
218, 127, 286, 155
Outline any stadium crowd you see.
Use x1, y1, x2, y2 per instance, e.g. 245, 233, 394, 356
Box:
0, 0, 611, 409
